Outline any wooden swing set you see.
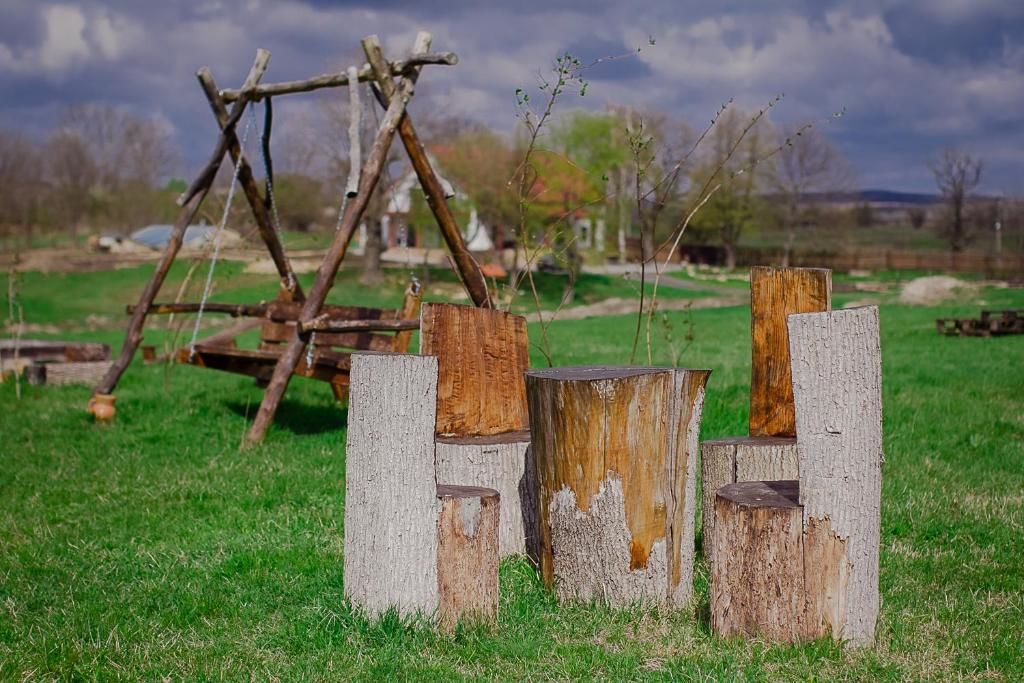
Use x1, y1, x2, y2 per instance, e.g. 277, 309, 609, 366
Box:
93, 32, 493, 445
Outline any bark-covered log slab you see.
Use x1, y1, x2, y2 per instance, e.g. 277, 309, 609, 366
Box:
526, 366, 710, 606
435, 431, 536, 558
700, 436, 798, 561
436, 484, 500, 632
710, 480, 847, 643
343, 352, 440, 618
420, 303, 529, 437
749, 266, 831, 437
789, 305, 883, 646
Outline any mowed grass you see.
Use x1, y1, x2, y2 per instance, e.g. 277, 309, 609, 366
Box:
1, 267, 1023, 680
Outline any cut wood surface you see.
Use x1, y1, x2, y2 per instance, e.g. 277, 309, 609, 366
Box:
435, 431, 535, 558
420, 303, 529, 437
436, 484, 500, 632
710, 480, 847, 643
700, 436, 798, 561
789, 305, 883, 646
749, 266, 831, 437
526, 366, 709, 606
343, 352, 440, 618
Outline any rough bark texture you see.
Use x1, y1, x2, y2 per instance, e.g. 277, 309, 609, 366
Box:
34, 361, 114, 386
420, 303, 529, 437
343, 352, 440, 618
700, 436, 798, 561
435, 432, 536, 558
749, 266, 831, 437
788, 305, 883, 646
526, 366, 709, 606
710, 480, 847, 643
436, 485, 500, 632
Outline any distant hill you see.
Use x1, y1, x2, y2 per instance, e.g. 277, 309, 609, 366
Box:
802, 190, 941, 205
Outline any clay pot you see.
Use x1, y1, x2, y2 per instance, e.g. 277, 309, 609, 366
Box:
88, 393, 117, 423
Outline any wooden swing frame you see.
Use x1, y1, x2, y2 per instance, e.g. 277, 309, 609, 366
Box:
94, 32, 493, 445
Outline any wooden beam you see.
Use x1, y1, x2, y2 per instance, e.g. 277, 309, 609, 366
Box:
244, 34, 429, 445
196, 68, 304, 302
219, 52, 458, 101
93, 51, 273, 398
299, 318, 419, 333
178, 49, 271, 206
362, 36, 493, 309
130, 300, 397, 323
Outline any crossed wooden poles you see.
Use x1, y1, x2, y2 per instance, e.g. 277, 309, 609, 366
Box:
93, 32, 493, 445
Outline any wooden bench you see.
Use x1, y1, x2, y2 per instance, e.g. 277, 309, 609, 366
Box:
147, 281, 423, 400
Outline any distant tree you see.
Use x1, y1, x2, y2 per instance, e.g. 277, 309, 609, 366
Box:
907, 206, 926, 230
852, 202, 874, 228
689, 107, 775, 270
769, 125, 853, 266
0, 130, 45, 241
930, 148, 982, 252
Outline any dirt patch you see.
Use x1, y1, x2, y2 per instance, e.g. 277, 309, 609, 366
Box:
534, 295, 746, 322
899, 276, 977, 306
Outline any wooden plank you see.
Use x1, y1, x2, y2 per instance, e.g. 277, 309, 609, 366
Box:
179, 345, 351, 383
749, 266, 831, 438
260, 320, 394, 351
420, 303, 529, 437
789, 305, 883, 646
0, 340, 109, 363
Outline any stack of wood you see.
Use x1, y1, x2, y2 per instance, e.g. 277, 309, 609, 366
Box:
342, 352, 499, 630
710, 306, 883, 646
423, 303, 537, 559
525, 366, 710, 607
0, 340, 112, 386
936, 309, 1023, 336
701, 266, 831, 561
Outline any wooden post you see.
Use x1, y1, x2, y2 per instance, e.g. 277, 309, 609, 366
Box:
93, 51, 272, 398
700, 436, 797, 561
244, 34, 428, 445
363, 37, 492, 308
789, 306, 883, 646
419, 303, 529, 437
749, 266, 831, 437
196, 69, 304, 301
436, 484, 500, 632
710, 480, 847, 643
526, 366, 710, 606
435, 433, 535, 558
343, 352, 440, 618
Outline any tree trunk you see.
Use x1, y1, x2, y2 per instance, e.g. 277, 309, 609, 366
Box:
419, 303, 530, 437
361, 215, 384, 285
710, 480, 847, 643
526, 366, 709, 606
343, 352, 441, 618
435, 432, 536, 559
723, 242, 737, 271
788, 305, 883, 646
700, 436, 798, 562
749, 266, 831, 437
436, 484, 500, 632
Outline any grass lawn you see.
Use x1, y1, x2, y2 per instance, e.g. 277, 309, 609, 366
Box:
1, 267, 1023, 680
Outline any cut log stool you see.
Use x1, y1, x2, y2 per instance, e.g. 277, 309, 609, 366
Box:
700, 436, 797, 561
711, 480, 847, 643
436, 484, 500, 632
526, 366, 710, 606
423, 302, 535, 558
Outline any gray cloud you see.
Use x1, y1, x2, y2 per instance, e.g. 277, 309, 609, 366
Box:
0, 0, 1020, 193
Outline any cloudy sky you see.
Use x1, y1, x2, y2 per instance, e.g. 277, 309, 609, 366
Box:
1, 0, 1021, 193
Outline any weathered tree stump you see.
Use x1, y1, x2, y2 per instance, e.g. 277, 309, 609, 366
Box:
525, 366, 710, 606
710, 480, 847, 643
436, 484, 500, 631
789, 305, 883, 646
343, 352, 441, 618
420, 302, 529, 437
435, 431, 537, 558
700, 436, 797, 561
749, 266, 831, 437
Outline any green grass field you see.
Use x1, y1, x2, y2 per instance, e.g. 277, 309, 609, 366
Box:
2, 265, 1023, 680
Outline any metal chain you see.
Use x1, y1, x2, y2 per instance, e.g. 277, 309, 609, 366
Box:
188, 111, 255, 358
